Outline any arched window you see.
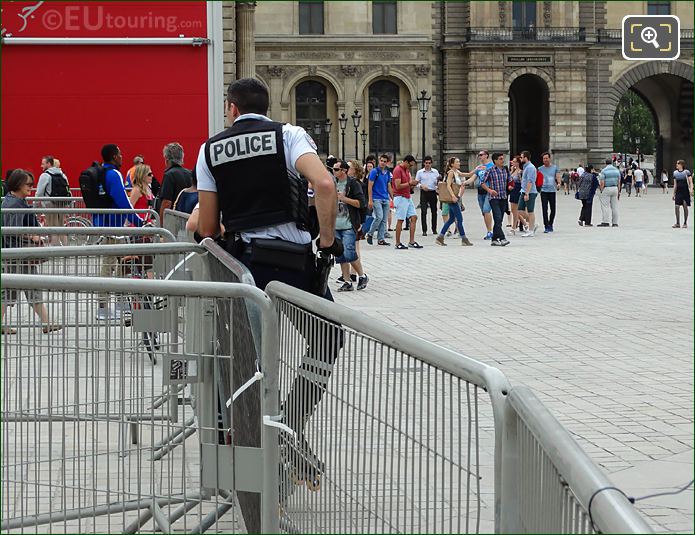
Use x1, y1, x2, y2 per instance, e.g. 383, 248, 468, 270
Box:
295, 81, 327, 153
369, 80, 400, 157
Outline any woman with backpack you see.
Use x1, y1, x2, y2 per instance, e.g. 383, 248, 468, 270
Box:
435, 157, 473, 246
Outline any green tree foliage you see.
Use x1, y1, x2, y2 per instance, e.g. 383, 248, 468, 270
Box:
613, 90, 656, 155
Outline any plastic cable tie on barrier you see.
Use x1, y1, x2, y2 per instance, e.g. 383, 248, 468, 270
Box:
226, 371, 264, 408
263, 415, 297, 442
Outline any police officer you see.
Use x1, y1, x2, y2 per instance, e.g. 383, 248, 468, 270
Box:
195, 78, 343, 489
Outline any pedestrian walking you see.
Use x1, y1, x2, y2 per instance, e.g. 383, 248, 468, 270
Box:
435, 157, 473, 246
539, 152, 561, 233
661, 169, 669, 193
561, 168, 571, 195
633, 167, 644, 197
392, 155, 422, 249
518, 151, 538, 237
366, 154, 392, 246
597, 158, 621, 227
2, 169, 62, 335
508, 155, 523, 233
158, 142, 192, 224
474, 150, 494, 239
332, 160, 368, 291
415, 156, 439, 236
480, 152, 510, 246
672, 160, 693, 228
577, 164, 598, 226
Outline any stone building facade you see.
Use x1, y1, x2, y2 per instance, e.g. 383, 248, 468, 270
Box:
222, 1, 693, 171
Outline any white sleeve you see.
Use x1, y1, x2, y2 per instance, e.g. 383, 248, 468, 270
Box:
195, 143, 217, 192
283, 124, 318, 175
36, 172, 50, 197
415, 170, 423, 182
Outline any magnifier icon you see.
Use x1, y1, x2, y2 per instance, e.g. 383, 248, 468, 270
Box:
640, 26, 660, 48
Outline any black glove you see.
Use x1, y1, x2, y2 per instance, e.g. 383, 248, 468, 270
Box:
316, 237, 344, 258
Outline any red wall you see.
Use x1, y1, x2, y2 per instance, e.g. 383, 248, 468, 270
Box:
1, 2, 209, 185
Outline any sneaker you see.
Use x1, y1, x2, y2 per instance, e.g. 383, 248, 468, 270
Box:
578, 220, 584, 227
337, 282, 354, 292
42, 324, 62, 334
612, 224, 619, 227
357, 275, 369, 290
336, 274, 357, 283
408, 242, 423, 249
384, 232, 393, 238
500, 239, 510, 246
483, 232, 493, 240
491, 239, 503, 246
461, 237, 473, 246
446, 231, 452, 237
422, 231, 428, 236
597, 223, 610, 227
96, 307, 120, 321
336, 275, 345, 283
520, 231, 534, 238
585, 223, 593, 227
395, 243, 408, 250
435, 235, 446, 246
366, 234, 373, 245
543, 226, 550, 233
377, 240, 391, 246
548, 225, 554, 232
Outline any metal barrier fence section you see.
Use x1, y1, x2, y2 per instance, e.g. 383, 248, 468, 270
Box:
162, 209, 193, 243
501, 387, 653, 534
26, 196, 87, 210
1, 227, 175, 249
2, 208, 161, 229
266, 281, 510, 534
1, 274, 280, 534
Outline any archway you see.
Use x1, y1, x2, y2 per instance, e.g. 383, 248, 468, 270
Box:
369, 80, 400, 158
508, 74, 549, 166
295, 80, 328, 154
606, 61, 693, 176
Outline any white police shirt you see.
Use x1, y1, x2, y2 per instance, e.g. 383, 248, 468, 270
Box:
196, 113, 316, 244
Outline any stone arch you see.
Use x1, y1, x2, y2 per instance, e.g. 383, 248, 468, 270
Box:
355, 68, 418, 103
605, 60, 693, 121
504, 67, 556, 95
280, 69, 345, 107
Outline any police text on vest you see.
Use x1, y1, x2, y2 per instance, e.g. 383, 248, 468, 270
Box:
209, 132, 277, 166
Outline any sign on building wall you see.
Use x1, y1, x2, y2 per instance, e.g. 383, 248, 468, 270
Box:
504, 54, 554, 66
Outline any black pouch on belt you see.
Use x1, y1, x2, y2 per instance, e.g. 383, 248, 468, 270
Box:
249, 238, 312, 271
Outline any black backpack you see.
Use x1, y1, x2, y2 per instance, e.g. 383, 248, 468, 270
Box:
79, 162, 112, 208
46, 170, 70, 197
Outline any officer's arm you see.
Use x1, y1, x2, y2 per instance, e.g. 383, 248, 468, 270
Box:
295, 152, 336, 248
198, 191, 221, 238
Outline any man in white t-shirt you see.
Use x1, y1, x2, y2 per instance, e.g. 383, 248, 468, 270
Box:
633, 167, 644, 197
415, 155, 440, 236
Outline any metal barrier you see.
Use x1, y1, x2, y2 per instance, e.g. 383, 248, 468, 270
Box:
1, 226, 175, 248
163, 208, 193, 243
500, 386, 652, 534
265, 280, 511, 534
0, 273, 280, 534
1, 207, 161, 228
26, 196, 87, 210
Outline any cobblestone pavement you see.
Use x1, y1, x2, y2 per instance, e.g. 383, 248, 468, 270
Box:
332, 189, 694, 533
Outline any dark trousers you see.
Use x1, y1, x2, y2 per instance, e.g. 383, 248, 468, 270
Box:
579, 200, 593, 225
420, 190, 438, 233
489, 198, 506, 241
540, 191, 557, 227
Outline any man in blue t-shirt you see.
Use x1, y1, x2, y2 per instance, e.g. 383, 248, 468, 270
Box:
474, 150, 494, 240
366, 153, 392, 245
539, 151, 561, 233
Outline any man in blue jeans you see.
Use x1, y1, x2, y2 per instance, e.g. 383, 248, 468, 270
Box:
366, 153, 392, 245
474, 150, 494, 240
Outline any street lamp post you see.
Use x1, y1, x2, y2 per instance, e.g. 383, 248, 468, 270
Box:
351, 109, 361, 161
416, 90, 431, 163
324, 118, 332, 156
622, 132, 629, 164
371, 106, 381, 158
360, 130, 368, 163
313, 122, 322, 154
635, 137, 641, 167
338, 113, 348, 161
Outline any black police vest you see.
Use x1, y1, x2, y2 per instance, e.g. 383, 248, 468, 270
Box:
204, 118, 310, 233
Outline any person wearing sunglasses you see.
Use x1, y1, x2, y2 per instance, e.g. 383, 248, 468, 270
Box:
129, 164, 155, 224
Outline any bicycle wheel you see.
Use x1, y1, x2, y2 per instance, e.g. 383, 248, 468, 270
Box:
64, 216, 92, 246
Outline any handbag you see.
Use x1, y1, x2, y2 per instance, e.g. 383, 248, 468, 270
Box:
437, 181, 456, 203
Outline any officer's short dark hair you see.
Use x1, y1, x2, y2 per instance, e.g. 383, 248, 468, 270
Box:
101, 144, 120, 163
227, 78, 269, 115
403, 155, 416, 164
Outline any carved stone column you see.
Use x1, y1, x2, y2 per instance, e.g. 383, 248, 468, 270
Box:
236, 2, 256, 79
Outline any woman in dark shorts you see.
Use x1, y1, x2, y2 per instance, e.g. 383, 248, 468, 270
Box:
508, 155, 523, 233
672, 160, 693, 228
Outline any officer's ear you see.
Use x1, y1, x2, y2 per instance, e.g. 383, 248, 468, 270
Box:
227, 101, 241, 122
